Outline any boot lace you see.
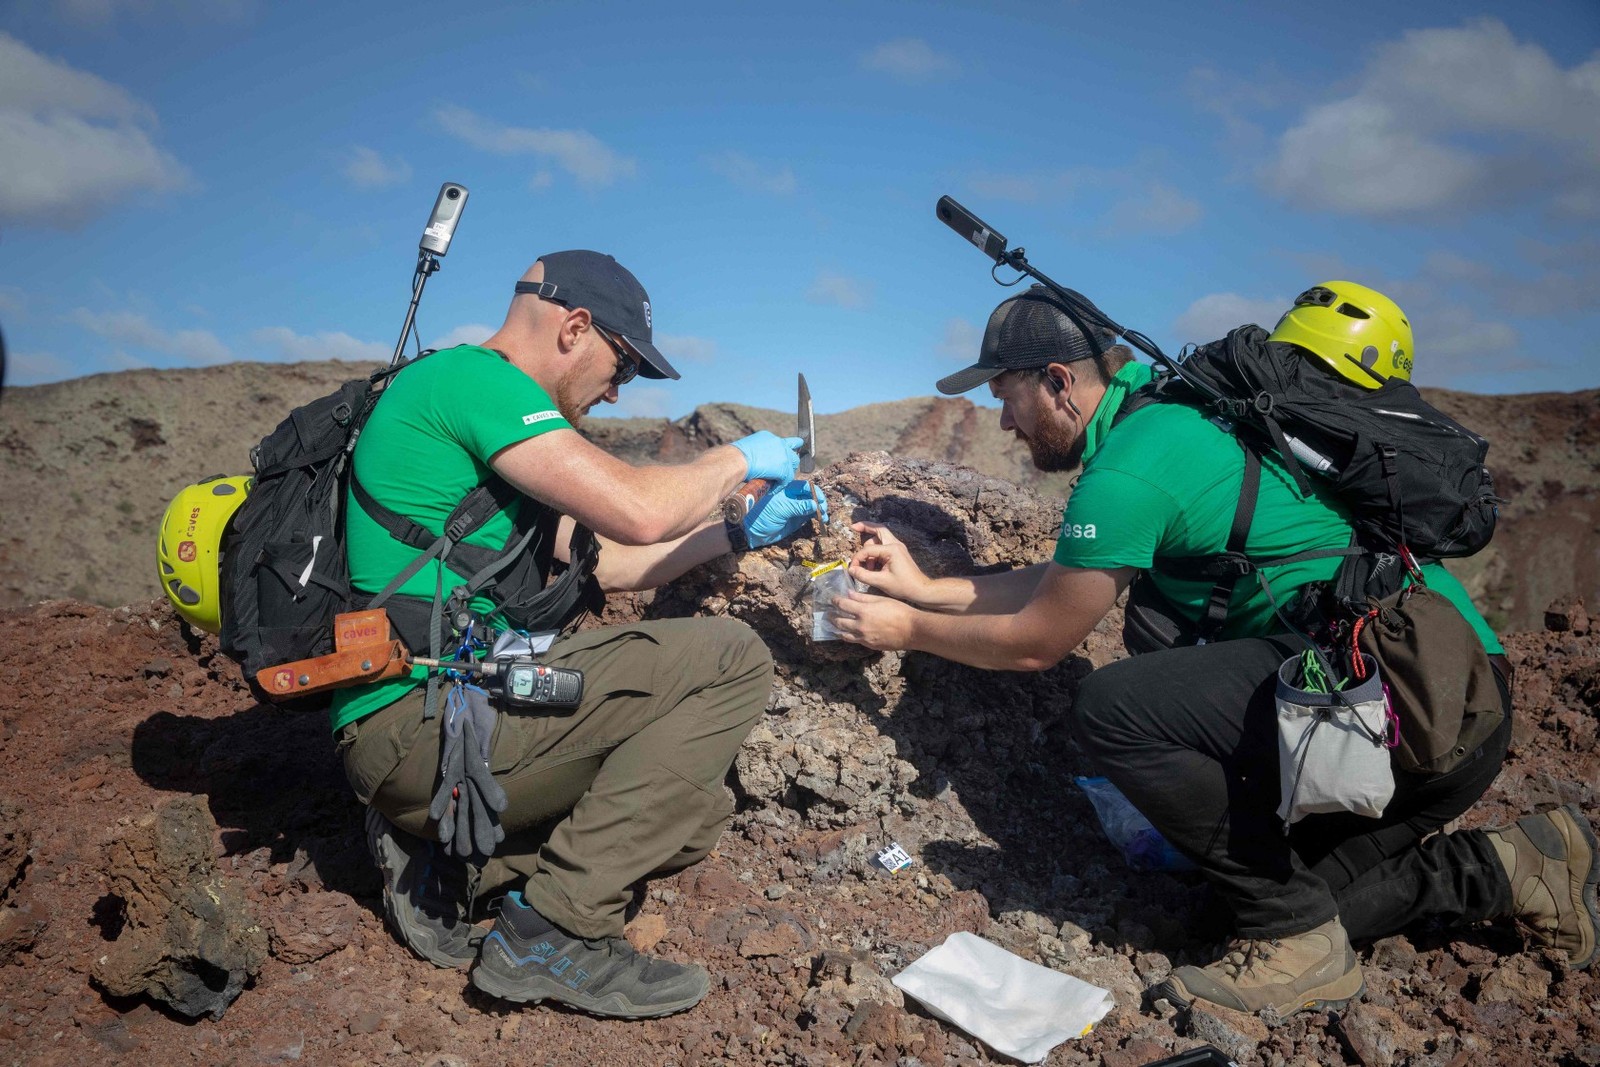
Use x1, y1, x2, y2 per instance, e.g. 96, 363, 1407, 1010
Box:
1217, 937, 1283, 980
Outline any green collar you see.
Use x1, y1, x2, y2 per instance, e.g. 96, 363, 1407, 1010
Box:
1082, 361, 1155, 466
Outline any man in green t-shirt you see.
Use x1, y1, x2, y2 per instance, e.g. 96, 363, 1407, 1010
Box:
830, 283, 1600, 1019
342, 250, 826, 1019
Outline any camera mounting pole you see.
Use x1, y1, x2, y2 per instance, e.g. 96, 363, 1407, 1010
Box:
391, 182, 469, 368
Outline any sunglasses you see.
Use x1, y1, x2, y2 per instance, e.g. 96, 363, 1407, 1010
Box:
593, 325, 639, 387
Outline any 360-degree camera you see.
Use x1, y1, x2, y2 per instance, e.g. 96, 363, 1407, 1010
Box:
420, 183, 469, 256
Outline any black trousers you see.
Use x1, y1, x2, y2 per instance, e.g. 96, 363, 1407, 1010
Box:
1072, 635, 1514, 940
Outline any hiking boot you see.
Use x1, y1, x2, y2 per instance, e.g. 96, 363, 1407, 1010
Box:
471, 891, 709, 1019
1152, 916, 1363, 1020
364, 806, 481, 969
1486, 803, 1600, 969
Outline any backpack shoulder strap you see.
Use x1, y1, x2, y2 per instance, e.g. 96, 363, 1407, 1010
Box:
1193, 446, 1261, 643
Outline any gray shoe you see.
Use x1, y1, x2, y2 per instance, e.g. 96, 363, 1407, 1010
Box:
364, 806, 481, 969
1486, 803, 1600, 969
1153, 916, 1364, 1021
471, 892, 709, 1019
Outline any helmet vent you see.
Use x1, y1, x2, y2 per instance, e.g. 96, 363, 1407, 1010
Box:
1295, 287, 1337, 307
1336, 303, 1371, 319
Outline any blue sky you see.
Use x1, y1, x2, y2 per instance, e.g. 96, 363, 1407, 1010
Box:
3, 0, 1597, 418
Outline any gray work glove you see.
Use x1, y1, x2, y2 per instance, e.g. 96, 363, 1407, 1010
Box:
428, 682, 508, 860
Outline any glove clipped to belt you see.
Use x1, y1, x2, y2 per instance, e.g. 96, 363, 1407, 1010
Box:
428, 681, 509, 860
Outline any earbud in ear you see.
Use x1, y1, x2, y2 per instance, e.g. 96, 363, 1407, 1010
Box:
1047, 374, 1065, 393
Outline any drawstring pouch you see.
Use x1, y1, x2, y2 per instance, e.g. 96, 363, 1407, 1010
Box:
1276, 650, 1397, 828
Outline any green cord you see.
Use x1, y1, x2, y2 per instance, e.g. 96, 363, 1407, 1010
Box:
1298, 648, 1347, 693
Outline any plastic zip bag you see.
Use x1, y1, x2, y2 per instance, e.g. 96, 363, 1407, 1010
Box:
807, 560, 863, 641
1074, 776, 1195, 872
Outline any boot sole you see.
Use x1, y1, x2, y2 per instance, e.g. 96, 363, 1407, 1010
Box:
1260, 977, 1366, 1026
470, 960, 708, 1019
1558, 803, 1600, 970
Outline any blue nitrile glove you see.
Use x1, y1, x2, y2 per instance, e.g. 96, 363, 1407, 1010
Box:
745, 479, 830, 547
429, 682, 508, 860
731, 431, 805, 483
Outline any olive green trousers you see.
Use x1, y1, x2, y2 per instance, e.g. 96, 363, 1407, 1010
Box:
339, 617, 771, 938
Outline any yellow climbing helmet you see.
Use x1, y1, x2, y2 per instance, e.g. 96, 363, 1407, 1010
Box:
1268, 281, 1414, 389
156, 475, 251, 633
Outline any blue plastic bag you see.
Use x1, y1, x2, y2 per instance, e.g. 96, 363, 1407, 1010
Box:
1074, 776, 1196, 873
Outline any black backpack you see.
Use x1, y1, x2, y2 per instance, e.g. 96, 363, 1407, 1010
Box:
1119, 325, 1499, 646
219, 353, 599, 695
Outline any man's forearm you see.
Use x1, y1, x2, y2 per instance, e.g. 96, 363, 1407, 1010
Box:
592, 519, 732, 592
902, 606, 1067, 671
915, 562, 1050, 614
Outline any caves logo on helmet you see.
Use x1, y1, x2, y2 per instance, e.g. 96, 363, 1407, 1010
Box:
1268, 281, 1414, 389
157, 475, 251, 633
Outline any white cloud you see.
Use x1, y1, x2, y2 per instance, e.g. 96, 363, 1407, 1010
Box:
1264, 19, 1600, 218
0, 34, 190, 227
860, 38, 959, 83
807, 272, 872, 310
340, 145, 411, 189
1172, 293, 1287, 344
428, 323, 496, 351
936, 318, 981, 363
433, 105, 635, 188
705, 151, 797, 196
72, 308, 230, 364
1105, 181, 1203, 236
250, 326, 387, 364
7, 350, 75, 385
654, 333, 717, 365
1185, 65, 1289, 153
607, 385, 674, 419
1417, 246, 1600, 318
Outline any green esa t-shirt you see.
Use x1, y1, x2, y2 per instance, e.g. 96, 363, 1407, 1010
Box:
1053, 362, 1502, 653
327, 345, 574, 731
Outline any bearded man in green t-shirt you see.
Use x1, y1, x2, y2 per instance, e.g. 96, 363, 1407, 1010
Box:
342, 250, 826, 1019
830, 282, 1600, 1020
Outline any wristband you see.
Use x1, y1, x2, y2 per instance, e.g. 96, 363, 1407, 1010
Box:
724, 516, 750, 553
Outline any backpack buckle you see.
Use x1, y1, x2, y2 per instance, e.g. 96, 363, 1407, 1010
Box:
1206, 554, 1255, 578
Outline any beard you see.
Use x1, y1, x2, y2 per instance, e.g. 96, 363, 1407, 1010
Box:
1021, 415, 1086, 472
552, 363, 598, 426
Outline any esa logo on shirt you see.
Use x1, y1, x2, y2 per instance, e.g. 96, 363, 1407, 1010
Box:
1062, 522, 1098, 539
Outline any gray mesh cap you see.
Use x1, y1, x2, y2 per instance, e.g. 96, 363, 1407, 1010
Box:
936, 284, 1116, 395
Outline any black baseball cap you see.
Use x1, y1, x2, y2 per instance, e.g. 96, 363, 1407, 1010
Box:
514, 250, 680, 380
936, 284, 1115, 395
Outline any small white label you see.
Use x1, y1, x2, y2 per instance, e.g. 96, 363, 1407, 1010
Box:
875, 842, 913, 872
522, 410, 563, 426
295, 535, 323, 589
968, 227, 990, 251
